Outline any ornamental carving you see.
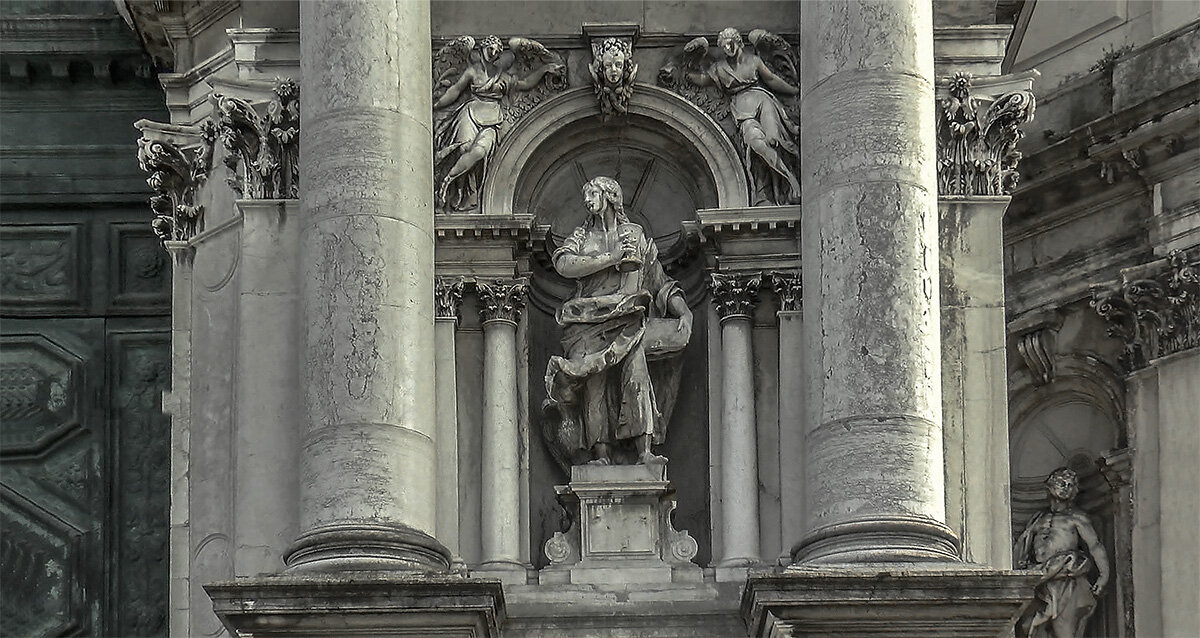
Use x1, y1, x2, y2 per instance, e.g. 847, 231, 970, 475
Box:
213, 78, 300, 200
434, 276, 465, 320
432, 35, 566, 212
659, 28, 800, 205
769, 271, 801, 312
135, 119, 215, 245
937, 72, 1036, 197
1090, 249, 1199, 371
476, 278, 528, 324
1010, 308, 1063, 387
710, 271, 762, 318
589, 36, 637, 120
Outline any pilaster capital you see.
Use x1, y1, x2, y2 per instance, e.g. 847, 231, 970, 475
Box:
768, 271, 802, 312
135, 119, 216, 246
476, 278, 529, 325
710, 271, 762, 320
936, 71, 1036, 197
435, 276, 466, 321
1090, 248, 1199, 372
211, 77, 300, 200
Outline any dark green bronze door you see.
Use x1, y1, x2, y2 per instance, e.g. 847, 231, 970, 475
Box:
1, 213, 171, 637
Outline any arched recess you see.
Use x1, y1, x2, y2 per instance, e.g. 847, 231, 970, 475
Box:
510, 85, 723, 569
1008, 353, 1127, 637
482, 84, 749, 215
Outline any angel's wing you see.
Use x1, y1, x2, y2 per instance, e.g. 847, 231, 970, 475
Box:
747, 29, 798, 86
507, 36, 567, 91
432, 36, 476, 99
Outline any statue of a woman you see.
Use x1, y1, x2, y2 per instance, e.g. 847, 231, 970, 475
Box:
543, 176, 692, 467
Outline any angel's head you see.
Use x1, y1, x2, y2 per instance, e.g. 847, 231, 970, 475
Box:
596, 38, 632, 86
481, 35, 504, 63
718, 28, 743, 59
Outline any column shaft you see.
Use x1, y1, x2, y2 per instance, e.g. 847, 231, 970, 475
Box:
776, 308, 805, 553
719, 315, 761, 566
290, 0, 448, 572
434, 318, 461, 555
797, 0, 959, 563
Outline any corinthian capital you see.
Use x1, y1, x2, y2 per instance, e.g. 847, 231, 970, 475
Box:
135, 119, 216, 245
212, 77, 300, 200
936, 72, 1036, 197
710, 272, 762, 319
476, 278, 529, 325
435, 276, 466, 320
769, 272, 802, 312
1090, 248, 1199, 371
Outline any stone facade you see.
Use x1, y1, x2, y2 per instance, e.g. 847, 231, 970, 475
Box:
1, 1, 1197, 636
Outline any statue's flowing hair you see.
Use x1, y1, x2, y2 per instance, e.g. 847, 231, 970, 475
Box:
581, 176, 630, 226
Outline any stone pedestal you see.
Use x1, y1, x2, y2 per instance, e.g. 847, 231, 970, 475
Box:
742, 568, 1039, 637
206, 574, 505, 637
540, 464, 701, 585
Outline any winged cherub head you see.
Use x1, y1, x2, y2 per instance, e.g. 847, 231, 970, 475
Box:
597, 38, 632, 86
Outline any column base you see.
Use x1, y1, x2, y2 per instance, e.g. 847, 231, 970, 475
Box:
741, 566, 1039, 637
791, 516, 961, 564
206, 573, 505, 637
284, 523, 452, 573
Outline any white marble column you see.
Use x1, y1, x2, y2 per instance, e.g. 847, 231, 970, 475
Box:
288, 0, 449, 572
771, 273, 806, 556
476, 279, 528, 571
796, 0, 959, 564
711, 272, 762, 567
434, 277, 465, 557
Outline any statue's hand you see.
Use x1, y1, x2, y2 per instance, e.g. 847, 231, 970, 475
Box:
1091, 579, 1107, 596
676, 311, 693, 336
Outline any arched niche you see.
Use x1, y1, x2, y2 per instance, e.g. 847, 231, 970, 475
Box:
512, 86, 720, 569
482, 84, 749, 215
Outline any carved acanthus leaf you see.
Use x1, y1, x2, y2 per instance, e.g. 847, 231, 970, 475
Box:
1090, 248, 1200, 371
769, 271, 802, 312
434, 276, 466, 320
213, 78, 300, 200
135, 119, 215, 245
476, 278, 529, 324
937, 72, 1036, 197
710, 271, 762, 318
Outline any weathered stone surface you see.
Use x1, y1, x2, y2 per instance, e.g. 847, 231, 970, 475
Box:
743, 567, 1039, 637
206, 574, 505, 637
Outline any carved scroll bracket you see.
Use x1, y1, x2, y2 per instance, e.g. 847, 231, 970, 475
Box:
936, 71, 1038, 197
135, 119, 216, 246
210, 76, 300, 200
1009, 306, 1063, 386
1090, 248, 1200, 372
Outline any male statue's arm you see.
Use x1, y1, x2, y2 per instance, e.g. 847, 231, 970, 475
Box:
1077, 516, 1110, 595
434, 70, 473, 110
554, 247, 620, 279
667, 294, 692, 335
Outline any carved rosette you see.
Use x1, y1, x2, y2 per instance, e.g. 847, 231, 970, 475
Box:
936, 72, 1036, 197
1090, 249, 1200, 371
476, 278, 528, 325
710, 271, 762, 319
135, 120, 215, 245
769, 271, 802, 312
434, 276, 466, 321
213, 78, 300, 199
588, 36, 637, 120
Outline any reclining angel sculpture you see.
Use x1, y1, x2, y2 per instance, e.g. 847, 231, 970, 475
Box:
433, 35, 566, 212
660, 28, 801, 206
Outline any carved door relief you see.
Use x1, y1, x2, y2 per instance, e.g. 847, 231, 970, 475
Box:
1, 213, 171, 637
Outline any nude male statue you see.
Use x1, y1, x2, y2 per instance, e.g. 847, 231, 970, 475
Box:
1014, 467, 1111, 638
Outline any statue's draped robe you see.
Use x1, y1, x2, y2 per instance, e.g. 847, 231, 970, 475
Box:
1014, 512, 1099, 637
544, 222, 686, 462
